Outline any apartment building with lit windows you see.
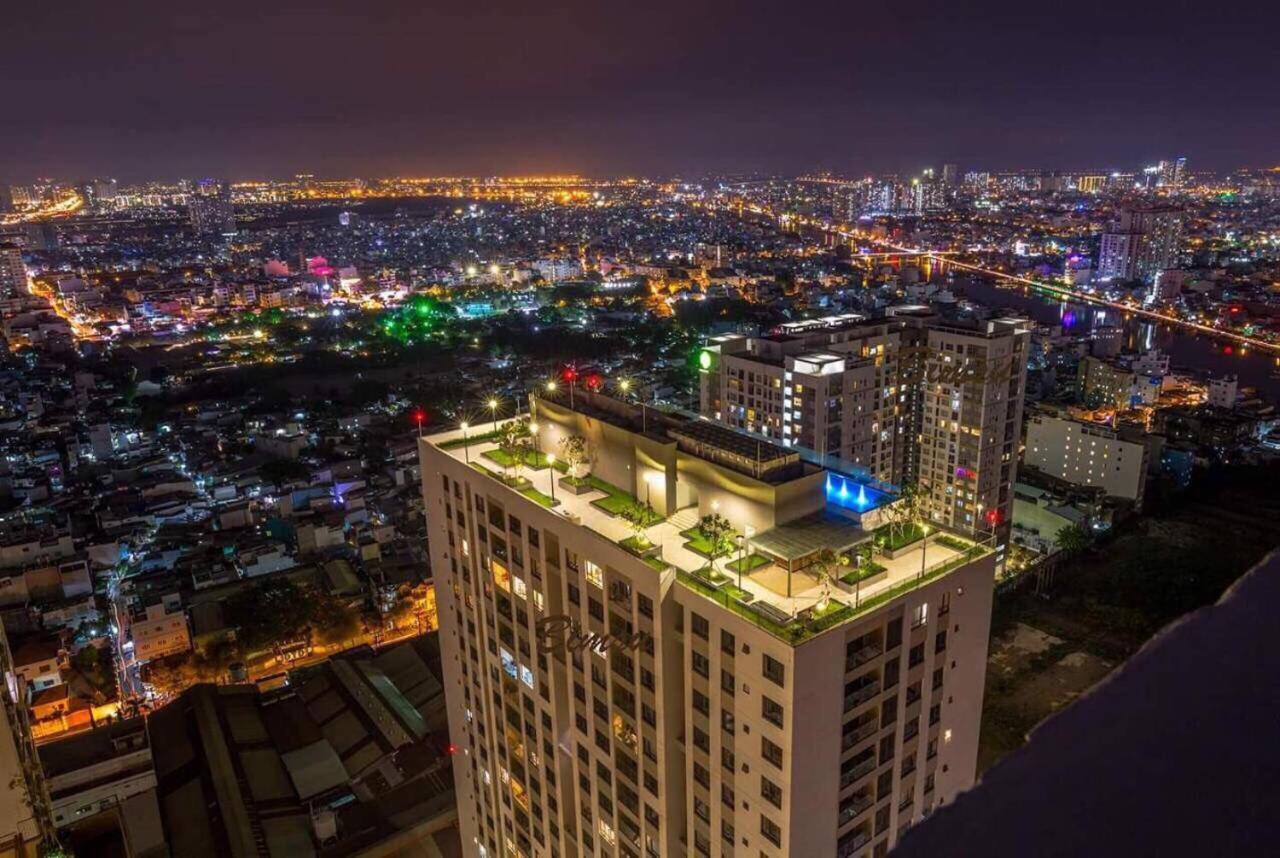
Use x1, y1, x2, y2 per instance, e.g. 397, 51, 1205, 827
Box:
1024, 410, 1149, 510
698, 310, 1031, 545
420, 390, 997, 858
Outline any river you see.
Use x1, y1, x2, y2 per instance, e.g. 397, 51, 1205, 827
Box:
950, 277, 1280, 402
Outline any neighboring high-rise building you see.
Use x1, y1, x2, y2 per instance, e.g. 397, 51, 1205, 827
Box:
940, 163, 958, 186
1076, 355, 1137, 409
1096, 204, 1183, 283
188, 178, 236, 236
420, 391, 998, 858
699, 311, 1031, 545
0, 243, 27, 298
0, 183, 13, 213
1024, 410, 1149, 510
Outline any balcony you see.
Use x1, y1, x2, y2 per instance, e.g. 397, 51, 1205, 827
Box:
843, 680, 881, 712
841, 720, 878, 752
839, 758, 876, 789
845, 643, 883, 671
838, 793, 874, 826
837, 829, 871, 858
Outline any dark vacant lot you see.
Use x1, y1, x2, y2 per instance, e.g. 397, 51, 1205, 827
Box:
979, 462, 1280, 772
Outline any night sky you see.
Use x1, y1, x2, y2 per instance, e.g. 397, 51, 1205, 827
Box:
3, 0, 1277, 181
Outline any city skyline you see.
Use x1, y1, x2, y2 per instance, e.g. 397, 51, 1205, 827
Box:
3, 1, 1278, 181
1, 4, 1278, 854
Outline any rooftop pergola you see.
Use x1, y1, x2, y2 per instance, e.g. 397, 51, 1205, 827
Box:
750, 509, 872, 568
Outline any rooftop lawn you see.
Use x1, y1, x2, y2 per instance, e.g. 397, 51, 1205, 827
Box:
586, 476, 662, 524
483, 448, 564, 471
439, 428, 503, 450
726, 553, 772, 574
519, 486, 559, 508
840, 561, 887, 586
680, 526, 734, 559
875, 522, 927, 551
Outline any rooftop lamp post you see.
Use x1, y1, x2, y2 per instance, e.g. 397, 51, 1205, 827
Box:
460, 422, 470, 463
735, 533, 745, 590
488, 397, 499, 432
547, 454, 557, 504
919, 523, 931, 581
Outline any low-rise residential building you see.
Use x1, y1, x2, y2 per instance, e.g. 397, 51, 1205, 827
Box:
1024, 411, 1149, 509
126, 594, 191, 663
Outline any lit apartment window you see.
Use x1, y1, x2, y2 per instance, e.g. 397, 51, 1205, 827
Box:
584, 560, 603, 588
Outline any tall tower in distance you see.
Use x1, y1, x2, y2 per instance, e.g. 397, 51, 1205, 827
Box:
188, 178, 236, 236
940, 163, 959, 186
0, 243, 27, 299
1097, 204, 1184, 284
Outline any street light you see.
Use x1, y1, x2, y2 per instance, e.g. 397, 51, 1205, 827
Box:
460, 421, 470, 463
547, 454, 557, 504
735, 534, 745, 589
619, 378, 632, 400
488, 397, 499, 432
919, 523, 931, 581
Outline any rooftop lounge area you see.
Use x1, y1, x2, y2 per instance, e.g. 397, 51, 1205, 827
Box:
426, 391, 991, 645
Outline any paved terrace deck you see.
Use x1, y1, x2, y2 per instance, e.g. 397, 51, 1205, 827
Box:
427, 423, 989, 644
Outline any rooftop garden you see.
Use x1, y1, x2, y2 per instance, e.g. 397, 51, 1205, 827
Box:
875, 521, 927, 551
439, 427, 502, 450
840, 560, 887, 586
483, 447, 564, 472
726, 553, 772, 574
676, 540, 992, 646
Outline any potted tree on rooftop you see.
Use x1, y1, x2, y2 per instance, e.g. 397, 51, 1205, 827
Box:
557, 434, 595, 494
495, 418, 533, 484
811, 548, 849, 615
879, 483, 926, 558
620, 499, 661, 559
697, 512, 733, 584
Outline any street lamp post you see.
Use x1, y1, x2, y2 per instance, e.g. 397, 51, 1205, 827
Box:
735, 534, 744, 590
460, 422, 470, 463
488, 397, 499, 432
547, 454, 557, 504
919, 524, 931, 581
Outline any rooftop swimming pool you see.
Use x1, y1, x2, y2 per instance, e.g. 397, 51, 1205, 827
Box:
825, 472, 893, 513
